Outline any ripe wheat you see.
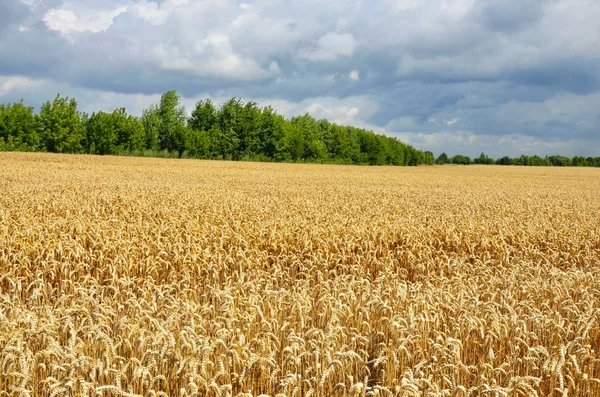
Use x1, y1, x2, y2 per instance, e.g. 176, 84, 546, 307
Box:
1, 152, 599, 396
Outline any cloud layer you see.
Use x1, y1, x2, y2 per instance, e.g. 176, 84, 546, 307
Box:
1, 0, 599, 157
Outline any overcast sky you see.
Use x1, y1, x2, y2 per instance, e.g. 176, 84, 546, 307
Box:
1, 0, 599, 157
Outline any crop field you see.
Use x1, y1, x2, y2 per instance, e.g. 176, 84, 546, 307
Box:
1, 152, 600, 397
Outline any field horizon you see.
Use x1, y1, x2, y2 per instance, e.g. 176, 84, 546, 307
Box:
1, 152, 599, 396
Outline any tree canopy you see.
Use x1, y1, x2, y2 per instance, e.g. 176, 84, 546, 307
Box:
0, 91, 433, 166
1, 91, 597, 167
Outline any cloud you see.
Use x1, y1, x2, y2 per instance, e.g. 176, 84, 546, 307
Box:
0, 0, 599, 157
0, 75, 43, 96
298, 33, 357, 61
43, 5, 127, 33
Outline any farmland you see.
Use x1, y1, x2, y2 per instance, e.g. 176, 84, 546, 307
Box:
1, 152, 600, 396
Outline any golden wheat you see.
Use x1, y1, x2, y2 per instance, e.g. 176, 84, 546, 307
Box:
1, 152, 599, 396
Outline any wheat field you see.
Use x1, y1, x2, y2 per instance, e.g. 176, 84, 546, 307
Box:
1, 152, 599, 397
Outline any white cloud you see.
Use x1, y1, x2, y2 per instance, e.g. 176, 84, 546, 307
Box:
389, 130, 577, 158
43, 6, 128, 33
153, 33, 270, 80
3, 0, 600, 158
299, 33, 356, 61
0, 76, 43, 96
391, 0, 422, 12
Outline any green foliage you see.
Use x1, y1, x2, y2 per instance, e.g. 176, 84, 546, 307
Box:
451, 154, 471, 165
473, 152, 494, 165
84, 108, 146, 155
188, 99, 217, 133
547, 155, 572, 167
572, 156, 587, 167
141, 105, 161, 151
436, 152, 449, 165
11, 90, 598, 167
85, 111, 116, 155
422, 151, 435, 165
37, 95, 84, 153
158, 90, 189, 157
259, 106, 285, 160
0, 100, 40, 151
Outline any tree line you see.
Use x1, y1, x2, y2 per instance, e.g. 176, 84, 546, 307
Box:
0, 90, 434, 166
435, 152, 600, 167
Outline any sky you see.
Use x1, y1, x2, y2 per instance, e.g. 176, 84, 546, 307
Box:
1, 0, 599, 158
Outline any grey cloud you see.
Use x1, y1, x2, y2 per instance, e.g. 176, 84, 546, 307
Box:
1, 0, 600, 157
476, 0, 546, 32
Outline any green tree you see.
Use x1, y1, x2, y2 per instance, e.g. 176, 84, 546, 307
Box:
291, 114, 325, 161
259, 106, 285, 160
572, 156, 587, 167
436, 152, 449, 165
140, 105, 161, 151
217, 98, 244, 159
37, 94, 84, 153
329, 124, 350, 161
529, 155, 548, 166
474, 152, 494, 164
85, 111, 117, 155
84, 108, 145, 155
0, 100, 40, 151
452, 154, 471, 165
187, 128, 211, 158
547, 155, 572, 167
282, 122, 304, 161
240, 101, 262, 158
497, 156, 512, 165
422, 151, 435, 165
158, 90, 189, 157
189, 99, 217, 133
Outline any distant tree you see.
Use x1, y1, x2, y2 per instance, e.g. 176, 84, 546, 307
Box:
547, 155, 572, 167
85, 111, 116, 155
188, 99, 217, 133
141, 105, 161, 151
0, 91, 478, 166
158, 90, 189, 157
474, 152, 494, 165
0, 100, 40, 151
188, 99, 219, 159
329, 124, 349, 161
572, 156, 588, 167
586, 157, 600, 167
187, 128, 211, 158
282, 122, 304, 161
240, 101, 262, 158
84, 108, 146, 155
291, 114, 324, 161
406, 146, 423, 166
422, 151, 435, 165
259, 106, 285, 160
497, 156, 512, 165
436, 152, 449, 165
37, 94, 84, 153
529, 155, 548, 166
217, 98, 244, 159
451, 154, 471, 165
513, 155, 530, 166
586, 157, 596, 167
